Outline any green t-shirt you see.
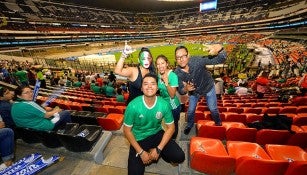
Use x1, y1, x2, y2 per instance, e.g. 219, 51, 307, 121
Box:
92, 85, 102, 94
105, 86, 115, 97
158, 71, 180, 110
11, 100, 54, 131
15, 70, 28, 83
73, 81, 82, 87
116, 95, 125, 102
124, 95, 174, 141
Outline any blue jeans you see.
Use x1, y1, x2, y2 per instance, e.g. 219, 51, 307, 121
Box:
186, 86, 221, 128
0, 128, 14, 162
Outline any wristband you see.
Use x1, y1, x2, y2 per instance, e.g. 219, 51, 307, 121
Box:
156, 147, 161, 154
136, 150, 144, 157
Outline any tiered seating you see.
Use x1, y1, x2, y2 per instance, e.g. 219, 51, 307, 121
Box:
191, 93, 307, 174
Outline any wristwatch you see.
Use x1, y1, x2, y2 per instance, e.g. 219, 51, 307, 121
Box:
156, 147, 161, 154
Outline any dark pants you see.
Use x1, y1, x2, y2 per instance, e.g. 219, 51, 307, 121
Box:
128, 130, 185, 175
172, 105, 181, 139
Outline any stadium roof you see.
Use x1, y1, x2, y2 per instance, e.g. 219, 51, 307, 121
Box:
54, 0, 200, 12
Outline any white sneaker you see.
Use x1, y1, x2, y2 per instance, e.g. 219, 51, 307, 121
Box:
0, 163, 7, 171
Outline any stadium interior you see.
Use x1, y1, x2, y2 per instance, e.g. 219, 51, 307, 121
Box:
0, 0, 307, 174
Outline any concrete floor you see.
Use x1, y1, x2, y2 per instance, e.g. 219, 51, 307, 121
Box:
13, 113, 204, 175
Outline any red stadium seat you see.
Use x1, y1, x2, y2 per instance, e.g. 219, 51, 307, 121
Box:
226, 127, 257, 142
285, 161, 307, 175
227, 141, 289, 175
197, 120, 226, 140
256, 129, 292, 146
265, 144, 307, 161
97, 113, 123, 130
243, 108, 263, 115
190, 137, 235, 175
224, 114, 247, 124
286, 132, 307, 149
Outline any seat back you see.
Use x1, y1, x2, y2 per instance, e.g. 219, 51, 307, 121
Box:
285, 161, 307, 175
235, 156, 289, 175
256, 129, 292, 146
57, 124, 102, 152
197, 124, 226, 140
286, 132, 307, 149
226, 127, 257, 142
265, 144, 307, 161
190, 137, 235, 175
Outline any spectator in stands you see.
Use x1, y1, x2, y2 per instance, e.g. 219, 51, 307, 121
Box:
214, 74, 224, 100
298, 72, 307, 95
155, 55, 181, 139
27, 67, 36, 86
36, 68, 46, 89
114, 42, 155, 104
0, 87, 15, 129
91, 82, 102, 94
65, 77, 72, 87
105, 82, 116, 97
11, 86, 71, 131
174, 45, 226, 135
58, 76, 66, 87
108, 71, 117, 84
0, 127, 14, 171
96, 74, 103, 87
123, 73, 185, 175
226, 83, 236, 95
115, 88, 125, 102
73, 78, 82, 87
235, 82, 249, 96
254, 71, 271, 98
15, 67, 28, 86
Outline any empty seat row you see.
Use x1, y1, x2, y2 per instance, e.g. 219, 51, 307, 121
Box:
15, 123, 102, 152
69, 111, 124, 131
196, 120, 307, 149
190, 137, 307, 175
197, 112, 307, 126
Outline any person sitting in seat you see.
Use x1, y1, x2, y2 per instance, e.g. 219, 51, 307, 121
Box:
11, 86, 71, 131
0, 124, 14, 171
0, 87, 15, 129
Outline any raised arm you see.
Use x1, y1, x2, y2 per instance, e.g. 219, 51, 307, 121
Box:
114, 41, 136, 79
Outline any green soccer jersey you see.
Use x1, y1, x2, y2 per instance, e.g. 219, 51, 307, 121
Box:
158, 71, 180, 110
124, 95, 174, 141
11, 100, 54, 131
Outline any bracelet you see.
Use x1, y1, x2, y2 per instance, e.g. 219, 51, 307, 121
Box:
156, 147, 161, 154
136, 150, 144, 157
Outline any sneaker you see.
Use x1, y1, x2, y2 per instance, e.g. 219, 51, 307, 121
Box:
184, 127, 191, 135
0, 163, 7, 171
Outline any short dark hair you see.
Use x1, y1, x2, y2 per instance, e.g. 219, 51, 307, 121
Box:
142, 73, 158, 84
0, 87, 8, 97
175, 45, 188, 55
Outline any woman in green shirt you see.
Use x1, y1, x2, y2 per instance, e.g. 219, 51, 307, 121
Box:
155, 55, 181, 139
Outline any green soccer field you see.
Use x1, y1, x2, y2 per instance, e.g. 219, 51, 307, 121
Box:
113, 43, 210, 66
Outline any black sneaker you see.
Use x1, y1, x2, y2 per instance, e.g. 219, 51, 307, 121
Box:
184, 127, 191, 135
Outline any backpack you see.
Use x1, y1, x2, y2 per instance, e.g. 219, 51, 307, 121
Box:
247, 114, 294, 133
